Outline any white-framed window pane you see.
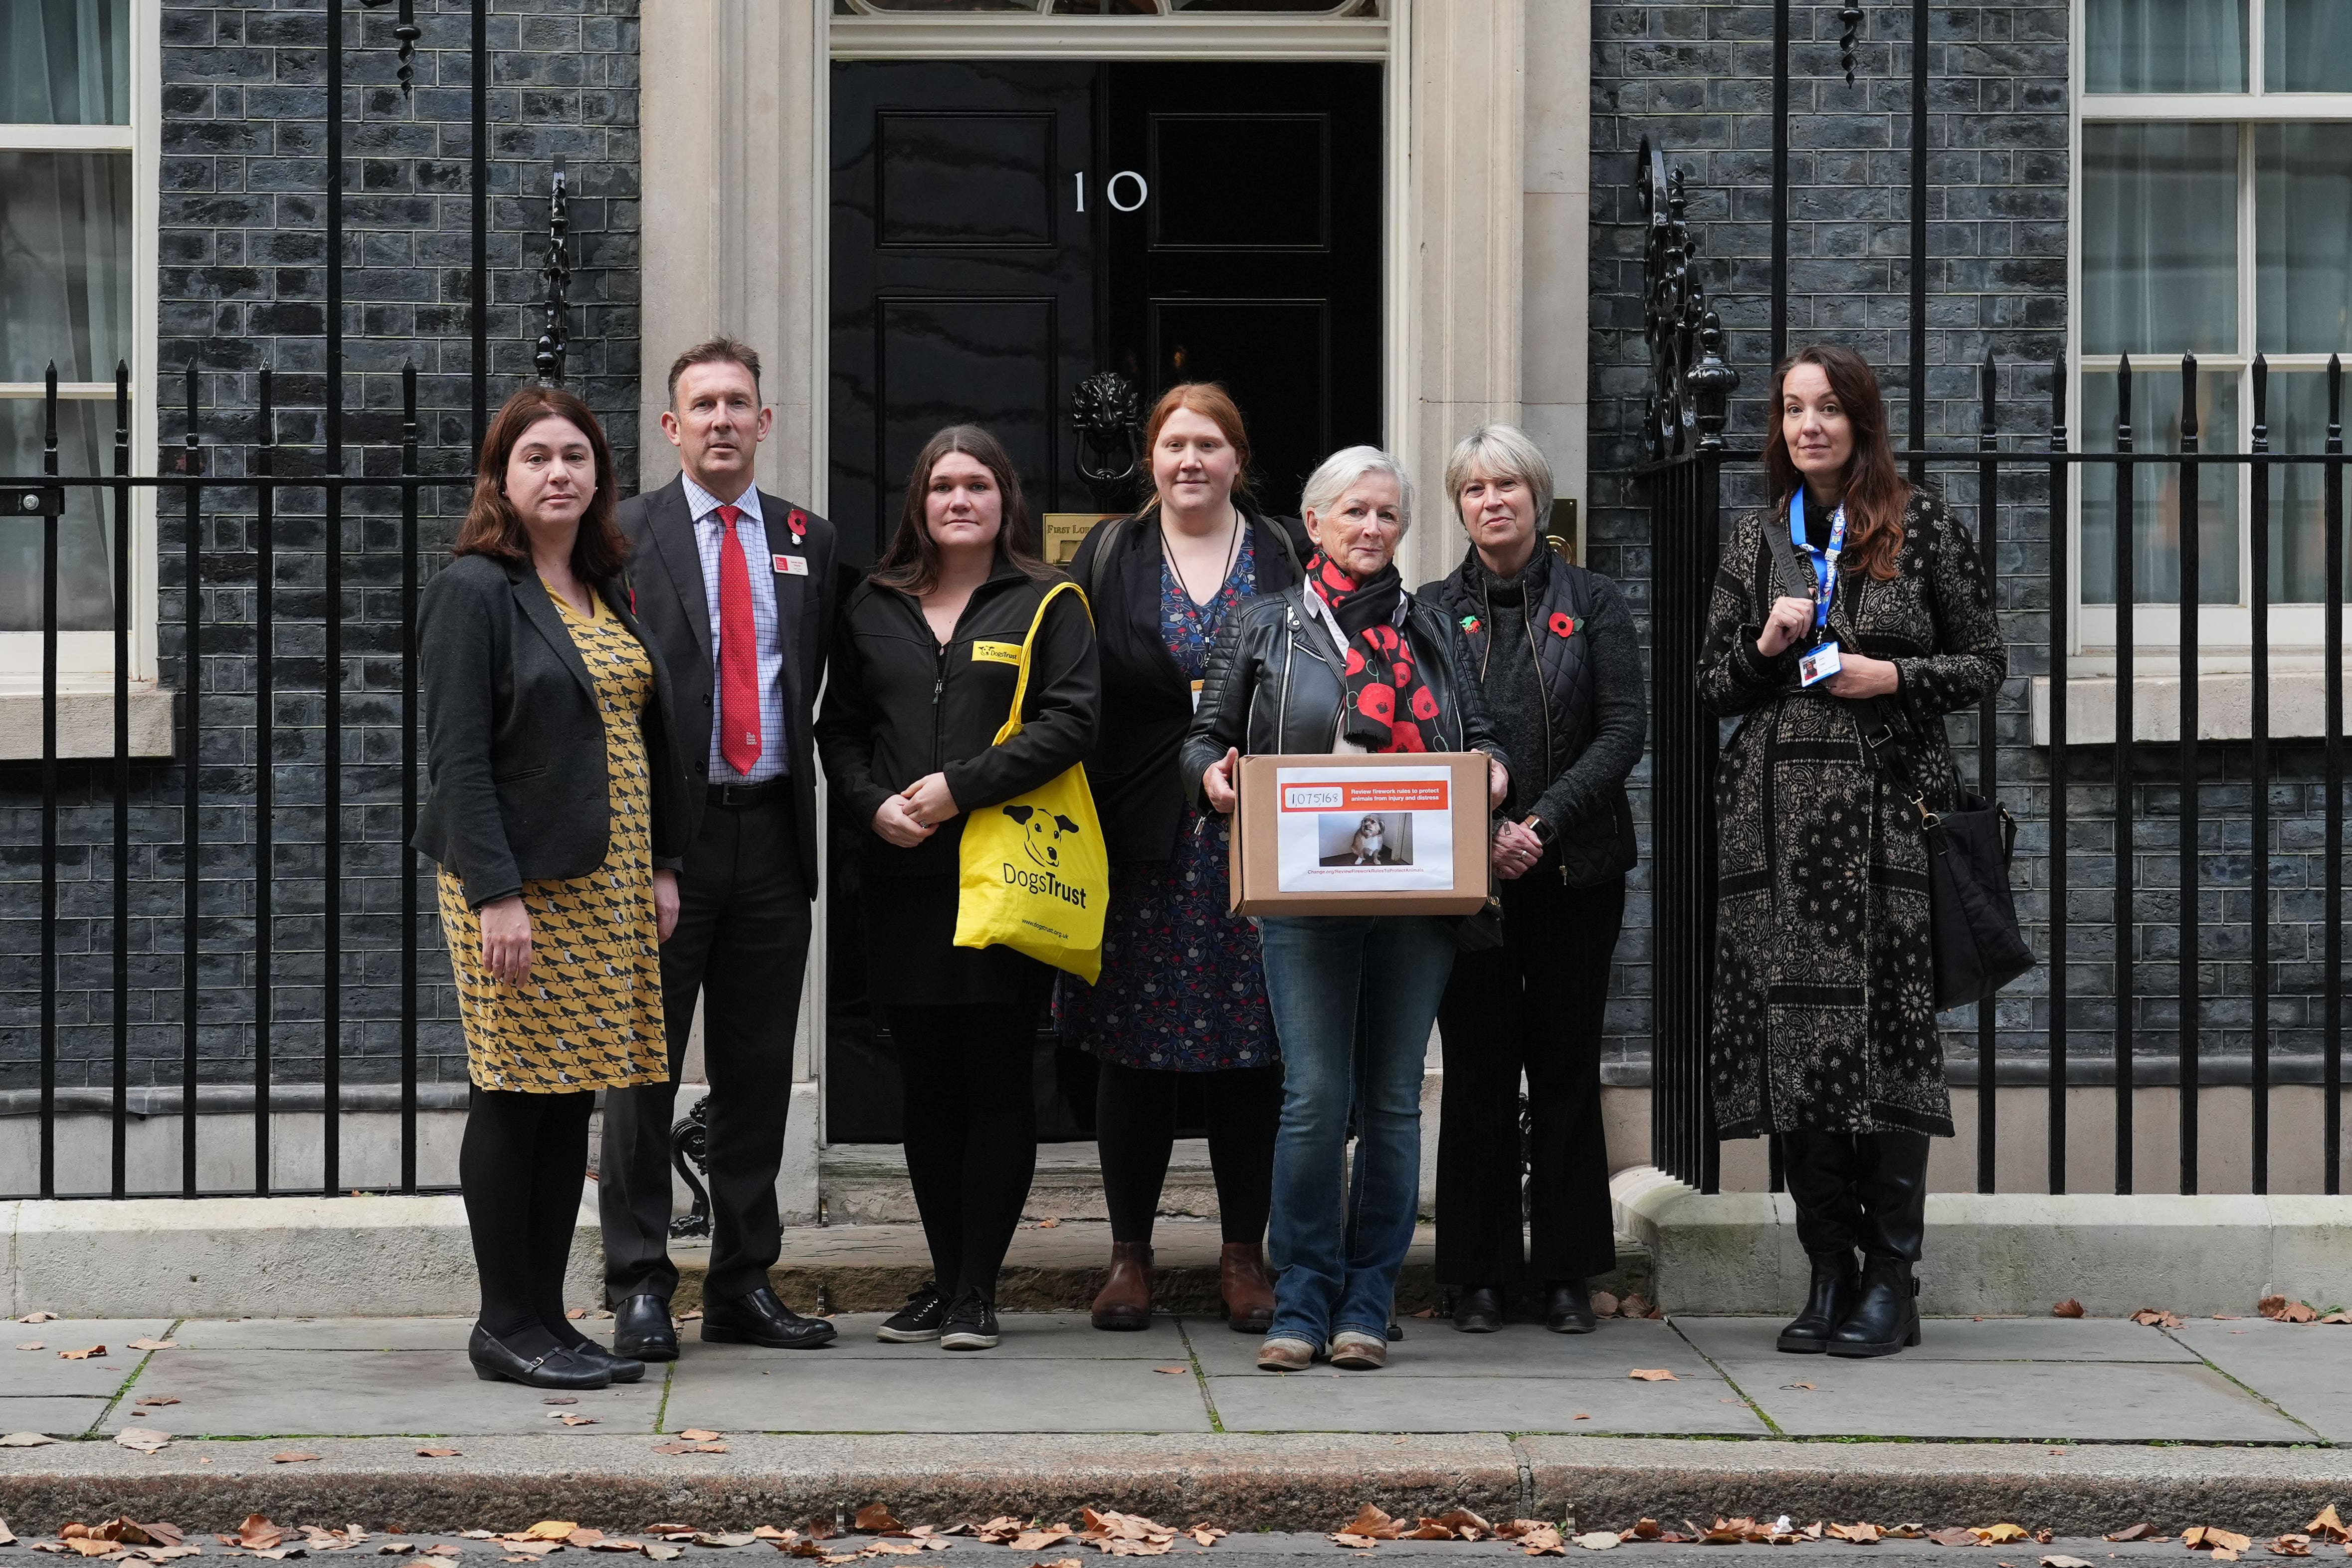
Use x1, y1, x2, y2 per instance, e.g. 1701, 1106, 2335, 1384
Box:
0, 0, 129, 125
2080, 367, 2241, 605
2267, 0, 2352, 93
2268, 371, 2340, 603
2083, 124, 2239, 356
2258, 124, 2352, 355
0, 150, 134, 383
0, 398, 116, 632
2086, 0, 2247, 92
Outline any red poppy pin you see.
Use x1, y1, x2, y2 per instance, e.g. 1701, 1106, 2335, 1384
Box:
1549, 611, 1577, 638
787, 508, 808, 541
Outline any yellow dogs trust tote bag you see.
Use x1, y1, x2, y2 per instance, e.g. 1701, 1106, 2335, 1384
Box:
952, 580, 1109, 982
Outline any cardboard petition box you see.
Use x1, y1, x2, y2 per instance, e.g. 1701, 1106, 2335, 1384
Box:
1229, 751, 1493, 916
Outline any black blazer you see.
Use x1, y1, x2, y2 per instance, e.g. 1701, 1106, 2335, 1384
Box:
615, 475, 839, 893
1067, 507, 1310, 862
411, 554, 689, 909
817, 556, 1101, 880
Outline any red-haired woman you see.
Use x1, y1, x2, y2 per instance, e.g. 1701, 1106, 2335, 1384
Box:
817, 424, 1100, 1352
1697, 345, 2006, 1360
1060, 385, 1313, 1335
414, 387, 688, 1390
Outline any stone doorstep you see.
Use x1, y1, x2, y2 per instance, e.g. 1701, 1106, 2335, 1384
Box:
672, 1220, 1654, 1316
0, 1199, 1651, 1320
1611, 1165, 2352, 1317
4, 1433, 2352, 1537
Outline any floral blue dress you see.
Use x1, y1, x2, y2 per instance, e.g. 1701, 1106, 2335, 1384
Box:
1058, 537, 1276, 1071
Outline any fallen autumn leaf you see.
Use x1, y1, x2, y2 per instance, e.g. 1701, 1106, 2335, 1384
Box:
415, 1448, 460, 1458
59, 1346, 106, 1360
1627, 1368, 1677, 1381
1570, 1534, 1620, 1552
114, 1428, 170, 1454
2052, 1299, 2085, 1319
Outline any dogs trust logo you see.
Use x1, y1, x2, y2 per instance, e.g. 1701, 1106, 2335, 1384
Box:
998, 803, 1089, 907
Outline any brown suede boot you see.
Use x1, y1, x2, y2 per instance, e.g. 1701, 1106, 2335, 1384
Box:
1219, 1241, 1276, 1334
1090, 1241, 1154, 1331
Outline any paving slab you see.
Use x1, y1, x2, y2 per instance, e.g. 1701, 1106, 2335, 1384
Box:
1725, 1356, 2315, 1442
719, 1311, 1175, 1360
1672, 1315, 2203, 1364
0, 1393, 112, 1437
1206, 1368, 1767, 1435
1185, 1317, 1705, 1378
662, 1355, 1216, 1433
2168, 1318, 2352, 1441
166, 1317, 479, 1352
94, 1349, 664, 1437
0, 1321, 168, 1396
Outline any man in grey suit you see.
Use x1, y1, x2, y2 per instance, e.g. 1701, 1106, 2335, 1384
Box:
599, 338, 839, 1359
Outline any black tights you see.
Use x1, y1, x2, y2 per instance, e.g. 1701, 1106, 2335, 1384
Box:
460, 1086, 597, 1358
1094, 1059, 1281, 1246
887, 1002, 1039, 1305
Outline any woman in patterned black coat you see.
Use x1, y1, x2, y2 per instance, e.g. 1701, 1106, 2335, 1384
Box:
1696, 344, 2005, 1361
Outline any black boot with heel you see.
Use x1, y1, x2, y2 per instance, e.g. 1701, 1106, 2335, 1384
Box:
1776, 1132, 1862, 1354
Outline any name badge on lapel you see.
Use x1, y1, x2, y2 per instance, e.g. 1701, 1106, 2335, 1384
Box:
772, 553, 809, 577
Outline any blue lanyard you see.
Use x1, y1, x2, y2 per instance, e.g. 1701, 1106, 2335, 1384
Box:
1789, 489, 1846, 632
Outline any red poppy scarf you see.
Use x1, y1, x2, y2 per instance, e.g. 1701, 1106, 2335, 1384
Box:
1306, 552, 1443, 753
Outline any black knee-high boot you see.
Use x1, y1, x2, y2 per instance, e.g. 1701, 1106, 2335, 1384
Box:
1828, 1130, 1930, 1357
1777, 1131, 1864, 1353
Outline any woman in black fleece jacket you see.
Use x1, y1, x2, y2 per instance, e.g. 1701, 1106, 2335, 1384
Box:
1418, 424, 1647, 1336
817, 425, 1100, 1351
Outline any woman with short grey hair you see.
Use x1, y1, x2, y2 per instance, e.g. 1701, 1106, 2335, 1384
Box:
1181, 444, 1510, 1372
1420, 423, 1647, 1335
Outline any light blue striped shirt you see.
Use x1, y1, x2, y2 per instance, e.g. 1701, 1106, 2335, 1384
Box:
681, 474, 788, 784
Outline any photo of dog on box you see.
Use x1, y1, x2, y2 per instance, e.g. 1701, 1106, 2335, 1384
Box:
1318, 811, 1413, 868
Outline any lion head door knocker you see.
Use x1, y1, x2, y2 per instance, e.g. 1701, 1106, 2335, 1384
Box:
1071, 371, 1144, 513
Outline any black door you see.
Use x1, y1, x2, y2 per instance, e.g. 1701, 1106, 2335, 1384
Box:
1104, 62, 1383, 519
824, 61, 1383, 1144
829, 61, 1100, 567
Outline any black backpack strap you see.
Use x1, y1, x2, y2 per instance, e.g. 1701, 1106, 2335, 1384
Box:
1081, 514, 1130, 602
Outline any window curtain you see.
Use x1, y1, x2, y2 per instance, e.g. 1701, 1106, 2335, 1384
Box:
2082, 124, 2239, 356
0, 1, 131, 634
2267, 0, 2352, 92
2086, 0, 2248, 92
2257, 125, 2352, 356
2268, 373, 2335, 604
2080, 370, 2241, 606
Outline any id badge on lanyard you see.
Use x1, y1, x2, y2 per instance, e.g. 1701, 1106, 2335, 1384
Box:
1791, 490, 1846, 687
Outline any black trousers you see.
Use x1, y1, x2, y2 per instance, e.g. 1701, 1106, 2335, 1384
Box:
1434, 868, 1625, 1286
887, 998, 1041, 1304
598, 792, 811, 1305
462, 1086, 597, 1353
1095, 1059, 1282, 1246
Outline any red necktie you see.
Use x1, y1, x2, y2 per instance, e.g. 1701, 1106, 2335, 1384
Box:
715, 503, 762, 776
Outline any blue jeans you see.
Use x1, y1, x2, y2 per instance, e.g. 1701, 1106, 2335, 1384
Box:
1256, 914, 1459, 1347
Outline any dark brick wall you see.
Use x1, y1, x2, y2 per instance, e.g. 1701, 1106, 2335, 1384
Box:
0, 0, 640, 1096
1587, 3, 2078, 1081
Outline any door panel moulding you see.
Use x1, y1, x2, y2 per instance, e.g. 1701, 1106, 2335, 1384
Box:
829, 18, 1388, 61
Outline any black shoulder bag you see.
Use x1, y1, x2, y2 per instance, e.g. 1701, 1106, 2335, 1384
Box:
1764, 515, 2033, 1009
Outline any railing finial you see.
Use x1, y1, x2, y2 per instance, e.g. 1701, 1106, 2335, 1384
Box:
1637, 142, 1739, 462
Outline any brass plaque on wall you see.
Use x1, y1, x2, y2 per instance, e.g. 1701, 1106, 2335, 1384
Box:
1043, 512, 1119, 565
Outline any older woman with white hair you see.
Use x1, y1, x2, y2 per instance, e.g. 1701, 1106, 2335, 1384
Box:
1419, 424, 1645, 1335
1181, 446, 1510, 1372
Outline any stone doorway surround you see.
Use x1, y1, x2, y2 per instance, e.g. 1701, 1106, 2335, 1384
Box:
635, 0, 1590, 1220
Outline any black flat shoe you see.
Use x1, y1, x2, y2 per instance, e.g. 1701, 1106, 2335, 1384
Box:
468, 1326, 611, 1390
701, 1285, 838, 1350
1451, 1286, 1504, 1333
1545, 1280, 1599, 1334
610, 1293, 679, 1362
565, 1337, 647, 1383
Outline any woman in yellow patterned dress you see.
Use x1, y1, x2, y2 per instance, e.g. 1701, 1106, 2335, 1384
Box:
414, 387, 689, 1391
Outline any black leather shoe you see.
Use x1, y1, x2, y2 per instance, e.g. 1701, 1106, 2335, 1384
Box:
1451, 1286, 1504, 1333
701, 1285, 838, 1349
1545, 1280, 1599, 1334
1777, 1251, 1860, 1353
610, 1293, 679, 1362
566, 1337, 647, 1383
468, 1325, 611, 1390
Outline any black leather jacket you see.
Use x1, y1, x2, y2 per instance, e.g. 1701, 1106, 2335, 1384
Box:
1179, 584, 1510, 806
